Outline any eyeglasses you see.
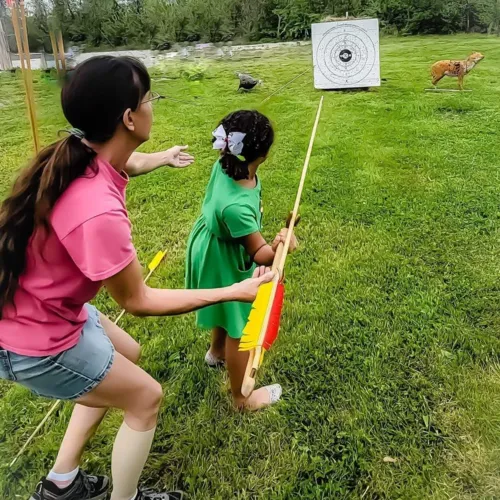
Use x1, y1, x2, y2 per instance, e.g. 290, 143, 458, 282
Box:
142, 92, 165, 105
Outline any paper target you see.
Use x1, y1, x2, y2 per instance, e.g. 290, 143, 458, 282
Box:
312, 19, 380, 90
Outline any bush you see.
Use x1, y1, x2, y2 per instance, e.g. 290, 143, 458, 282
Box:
179, 62, 207, 81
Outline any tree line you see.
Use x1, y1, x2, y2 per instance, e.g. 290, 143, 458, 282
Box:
1, 0, 499, 52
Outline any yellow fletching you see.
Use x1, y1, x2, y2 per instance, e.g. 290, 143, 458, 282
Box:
239, 282, 274, 351
148, 251, 166, 272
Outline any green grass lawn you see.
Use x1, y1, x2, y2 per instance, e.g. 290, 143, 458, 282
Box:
1, 34, 499, 499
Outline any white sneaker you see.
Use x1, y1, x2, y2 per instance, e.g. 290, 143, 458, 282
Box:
205, 350, 225, 368
264, 384, 282, 404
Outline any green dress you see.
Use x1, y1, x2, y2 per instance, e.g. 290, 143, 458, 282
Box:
186, 161, 262, 339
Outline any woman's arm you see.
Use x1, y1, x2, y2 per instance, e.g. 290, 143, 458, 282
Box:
125, 147, 194, 177
241, 228, 297, 266
104, 258, 273, 317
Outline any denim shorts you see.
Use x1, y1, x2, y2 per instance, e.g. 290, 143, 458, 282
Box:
0, 304, 115, 400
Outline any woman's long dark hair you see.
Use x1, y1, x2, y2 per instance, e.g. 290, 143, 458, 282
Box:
215, 110, 274, 181
0, 56, 151, 316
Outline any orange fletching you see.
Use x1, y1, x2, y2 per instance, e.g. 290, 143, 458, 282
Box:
263, 282, 285, 351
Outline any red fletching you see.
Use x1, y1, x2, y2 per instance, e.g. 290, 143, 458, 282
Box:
263, 282, 285, 351
6, 0, 16, 7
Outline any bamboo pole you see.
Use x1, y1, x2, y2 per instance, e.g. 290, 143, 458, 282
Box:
49, 30, 61, 75
19, 1, 39, 143
57, 30, 66, 71
9, 1, 40, 153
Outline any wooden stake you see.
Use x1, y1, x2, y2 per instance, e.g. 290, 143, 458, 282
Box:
49, 31, 61, 75
9, 250, 167, 467
19, 1, 38, 137
10, 1, 40, 153
57, 30, 66, 71
10, 6, 25, 69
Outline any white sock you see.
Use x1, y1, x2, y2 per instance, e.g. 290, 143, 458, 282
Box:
47, 467, 79, 489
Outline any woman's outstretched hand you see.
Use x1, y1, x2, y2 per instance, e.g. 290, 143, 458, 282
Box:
165, 146, 195, 168
230, 266, 275, 303
125, 147, 194, 177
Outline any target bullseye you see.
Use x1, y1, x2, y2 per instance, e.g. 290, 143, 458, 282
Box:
339, 49, 353, 62
312, 19, 381, 89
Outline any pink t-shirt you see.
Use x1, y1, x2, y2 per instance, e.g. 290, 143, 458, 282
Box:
0, 158, 136, 356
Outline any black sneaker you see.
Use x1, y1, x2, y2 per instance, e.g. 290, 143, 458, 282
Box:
136, 489, 185, 500
29, 470, 110, 500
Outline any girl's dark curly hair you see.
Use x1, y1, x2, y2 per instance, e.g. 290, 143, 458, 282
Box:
214, 110, 274, 181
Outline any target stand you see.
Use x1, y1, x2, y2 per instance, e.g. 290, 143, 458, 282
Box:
312, 19, 380, 90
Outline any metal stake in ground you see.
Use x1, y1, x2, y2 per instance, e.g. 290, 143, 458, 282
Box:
9, 249, 167, 468
260, 69, 309, 105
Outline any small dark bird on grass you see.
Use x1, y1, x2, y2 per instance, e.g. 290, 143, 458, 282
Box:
236, 72, 262, 91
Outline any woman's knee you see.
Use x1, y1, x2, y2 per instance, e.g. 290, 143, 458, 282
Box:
147, 380, 163, 410
126, 379, 163, 422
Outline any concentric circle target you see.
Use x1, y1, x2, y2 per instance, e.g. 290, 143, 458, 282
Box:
315, 23, 376, 85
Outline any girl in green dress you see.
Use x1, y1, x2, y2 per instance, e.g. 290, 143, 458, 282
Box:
186, 110, 297, 410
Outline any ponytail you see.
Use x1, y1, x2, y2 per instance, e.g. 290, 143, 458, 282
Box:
0, 55, 152, 317
0, 137, 96, 315
220, 153, 250, 181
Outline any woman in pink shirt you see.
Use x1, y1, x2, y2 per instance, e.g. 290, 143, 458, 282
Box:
0, 56, 273, 500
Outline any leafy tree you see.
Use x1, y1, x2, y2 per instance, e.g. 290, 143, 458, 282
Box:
22, 0, 500, 50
